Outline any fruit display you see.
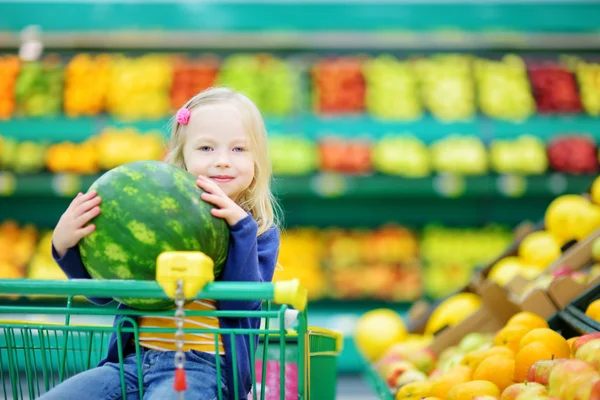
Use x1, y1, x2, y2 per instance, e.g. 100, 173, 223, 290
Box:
424, 293, 483, 335
268, 135, 319, 176
547, 135, 598, 175
319, 137, 372, 174
217, 54, 298, 116
27, 231, 66, 280
44, 127, 165, 174
490, 135, 548, 175
475, 55, 536, 121
14, 58, 63, 117
170, 55, 219, 110
359, 306, 600, 399
572, 59, 600, 116
63, 54, 112, 117
487, 190, 600, 290
312, 57, 366, 114
414, 54, 475, 122
371, 135, 431, 178
363, 55, 423, 120
273, 228, 327, 301
2, 52, 600, 121
0, 55, 20, 119
421, 225, 513, 299
0, 221, 38, 279
78, 160, 230, 310
430, 135, 488, 176
527, 61, 582, 113
0, 136, 48, 173
322, 225, 422, 301
95, 127, 165, 171
106, 54, 173, 120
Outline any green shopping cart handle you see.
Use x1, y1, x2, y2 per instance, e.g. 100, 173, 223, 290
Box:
0, 279, 307, 310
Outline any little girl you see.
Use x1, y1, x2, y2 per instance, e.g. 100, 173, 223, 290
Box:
41, 87, 281, 400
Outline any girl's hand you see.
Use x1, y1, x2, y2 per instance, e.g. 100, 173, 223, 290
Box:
196, 176, 248, 226
52, 190, 101, 258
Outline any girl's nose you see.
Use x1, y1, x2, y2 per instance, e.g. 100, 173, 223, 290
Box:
214, 154, 231, 168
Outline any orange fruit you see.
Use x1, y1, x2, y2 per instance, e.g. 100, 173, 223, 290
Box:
518, 328, 570, 359
461, 346, 514, 371
506, 312, 549, 330
473, 355, 516, 392
430, 365, 472, 399
567, 336, 578, 352
494, 324, 530, 353
446, 380, 500, 400
585, 299, 600, 322
514, 342, 555, 382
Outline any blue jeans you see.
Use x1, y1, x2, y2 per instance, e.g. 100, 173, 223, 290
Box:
38, 347, 228, 400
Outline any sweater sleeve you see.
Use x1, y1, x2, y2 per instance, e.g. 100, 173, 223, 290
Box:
51, 244, 113, 306
216, 214, 280, 312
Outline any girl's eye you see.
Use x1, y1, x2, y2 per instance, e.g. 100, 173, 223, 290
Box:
198, 146, 212, 152
233, 147, 246, 152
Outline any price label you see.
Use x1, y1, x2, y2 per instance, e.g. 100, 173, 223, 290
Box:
52, 174, 82, 197
311, 173, 347, 198
433, 174, 466, 198
0, 172, 16, 196
547, 173, 568, 195
497, 175, 527, 198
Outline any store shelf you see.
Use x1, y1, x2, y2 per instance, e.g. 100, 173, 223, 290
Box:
0, 172, 594, 228
1, 114, 599, 143
1, 1, 599, 50
0, 172, 595, 199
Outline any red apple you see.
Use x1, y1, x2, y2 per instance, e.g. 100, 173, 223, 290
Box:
527, 358, 569, 386
558, 372, 600, 399
572, 333, 600, 356
551, 266, 573, 278
379, 360, 415, 387
575, 339, 600, 369
404, 347, 437, 375
501, 382, 546, 400
548, 360, 597, 396
395, 369, 427, 388
575, 378, 600, 400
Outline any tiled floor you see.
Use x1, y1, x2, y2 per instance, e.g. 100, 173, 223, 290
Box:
336, 374, 379, 400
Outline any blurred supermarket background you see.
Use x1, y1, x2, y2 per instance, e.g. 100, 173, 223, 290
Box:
2, 0, 600, 397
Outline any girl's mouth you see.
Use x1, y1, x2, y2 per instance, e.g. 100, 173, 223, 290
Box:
210, 176, 235, 183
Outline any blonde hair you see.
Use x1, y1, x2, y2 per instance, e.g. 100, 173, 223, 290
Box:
164, 87, 279, 235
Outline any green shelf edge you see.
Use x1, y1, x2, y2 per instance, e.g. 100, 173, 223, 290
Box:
0, 172, 595, 199
1, 1, 599, 34
1, 114, 599, 144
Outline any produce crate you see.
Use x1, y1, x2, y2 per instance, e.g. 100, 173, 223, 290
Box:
565, 281, 600, 332
548, 310, 597, 339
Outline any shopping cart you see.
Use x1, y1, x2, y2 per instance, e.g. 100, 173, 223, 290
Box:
0, 252, 343, 400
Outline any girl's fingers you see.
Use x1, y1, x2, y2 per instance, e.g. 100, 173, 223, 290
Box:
200, 192, 228, 208
210, 208, 227, 218
76, 206, 101, 226
76, 224, 96, 239
196, 177, 226, 196
75, 195, 102, 215
71, 190, 97, 209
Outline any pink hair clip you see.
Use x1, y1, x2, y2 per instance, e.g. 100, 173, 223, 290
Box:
176, 107, 191, 125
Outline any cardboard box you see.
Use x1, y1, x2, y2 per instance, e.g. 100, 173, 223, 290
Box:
544, 228, 600, 309
475, 228, 600, 317
429, 282, 521, 353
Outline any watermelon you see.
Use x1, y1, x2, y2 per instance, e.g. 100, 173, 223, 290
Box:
79, 160, 229, 310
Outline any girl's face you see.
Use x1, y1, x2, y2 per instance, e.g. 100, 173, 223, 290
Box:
182, 103, 255, 202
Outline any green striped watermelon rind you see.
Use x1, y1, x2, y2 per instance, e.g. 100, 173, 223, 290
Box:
78, 160, 230, 310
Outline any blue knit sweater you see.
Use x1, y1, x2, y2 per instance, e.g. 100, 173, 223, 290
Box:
52, 215, 280, 399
